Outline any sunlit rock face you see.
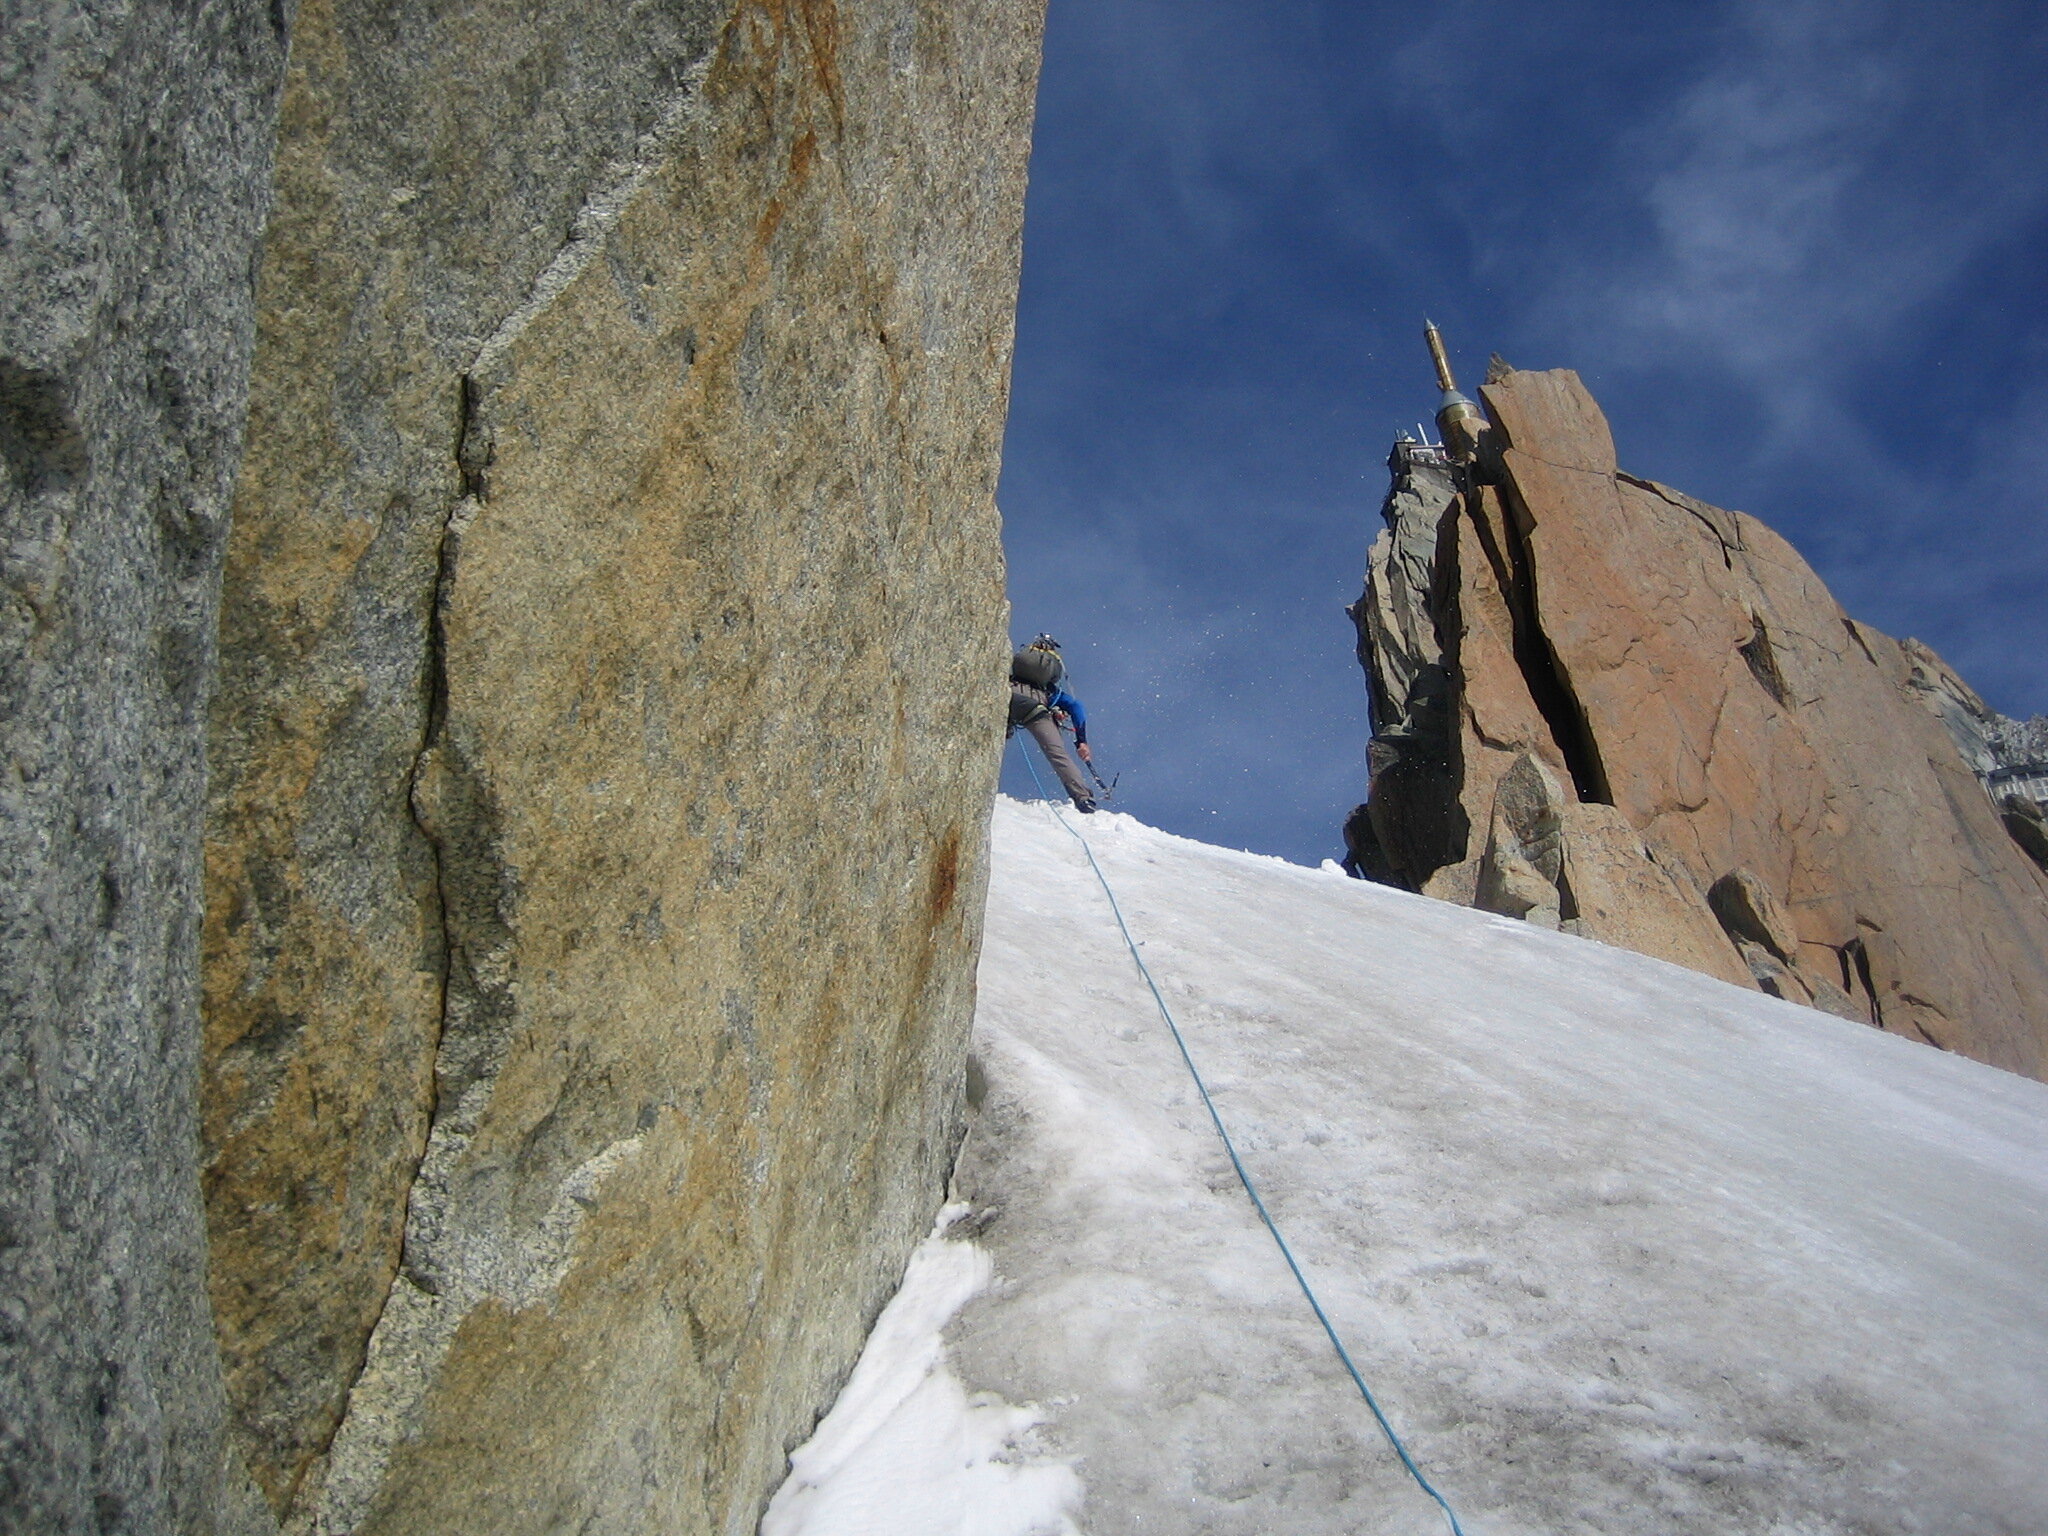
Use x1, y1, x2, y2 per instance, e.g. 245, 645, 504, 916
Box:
1889, 641, 2048, 875
0, 5, 289, 1532
1351, 368, 2048, 1080
201, 3, 1043, 1531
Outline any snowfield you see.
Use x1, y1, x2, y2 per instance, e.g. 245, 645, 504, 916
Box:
766, 796, 2048, 1536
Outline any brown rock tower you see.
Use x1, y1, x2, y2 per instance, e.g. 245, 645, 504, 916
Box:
1350, 343, 2048, 1079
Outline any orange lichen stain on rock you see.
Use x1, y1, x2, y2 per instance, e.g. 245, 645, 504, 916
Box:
928, 826, 963, 928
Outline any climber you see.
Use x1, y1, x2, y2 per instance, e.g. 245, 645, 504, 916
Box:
1009, 634, 1097, 813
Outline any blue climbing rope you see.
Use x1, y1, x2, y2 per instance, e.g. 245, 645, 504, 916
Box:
1011, 740, 1471, 1536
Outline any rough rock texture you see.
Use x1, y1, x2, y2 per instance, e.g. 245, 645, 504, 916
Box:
1988, 715, 2048, 775
1895, 636, 2008, 776
0, 5, 290, 1532
2003, 796, 2048, 875
201, 3, 1043, 1532
1471, 752, 1565, 929
1894, 640, 2047, 781
1344, 443, 1467, 887
201, 2, 733, 1512
1352, 368, 2048, 1079
1557, 805, 1756, 991
1892, 652, 2048, 857
1706, 869, 1798, 964
1351, 441, 1457, 742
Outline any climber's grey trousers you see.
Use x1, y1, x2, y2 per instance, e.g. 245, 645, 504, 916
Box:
1021, 715, 1094, 807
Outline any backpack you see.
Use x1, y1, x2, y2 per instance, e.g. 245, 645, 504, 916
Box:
1010, 646, 1064, 691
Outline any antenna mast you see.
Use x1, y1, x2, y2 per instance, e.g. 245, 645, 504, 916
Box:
1421, 320, 1485, 460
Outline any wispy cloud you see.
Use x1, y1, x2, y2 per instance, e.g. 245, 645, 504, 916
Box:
1517, 0, 2048, 706
1559, 0, 2048, 403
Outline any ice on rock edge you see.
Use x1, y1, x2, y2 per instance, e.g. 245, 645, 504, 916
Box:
761, 1205, 1082, 1536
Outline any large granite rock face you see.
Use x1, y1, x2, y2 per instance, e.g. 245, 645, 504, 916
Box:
200, 1, 733, 1513
0, 5, 289, 1532
202, 2, 1042, 1532
1352, 368, 2048, 1079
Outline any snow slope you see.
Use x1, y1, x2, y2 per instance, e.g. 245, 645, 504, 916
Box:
770, 796, 2048, 1536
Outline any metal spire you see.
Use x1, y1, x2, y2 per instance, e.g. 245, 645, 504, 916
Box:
1423, 319, 1458, 394
1422, 320, 1485, 459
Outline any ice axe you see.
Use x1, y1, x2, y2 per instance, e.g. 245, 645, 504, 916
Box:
1081, 752, 1119, 801
1055, 713, 1118, 800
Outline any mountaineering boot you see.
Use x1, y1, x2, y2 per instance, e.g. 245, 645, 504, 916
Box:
1077, 800, 1097, 814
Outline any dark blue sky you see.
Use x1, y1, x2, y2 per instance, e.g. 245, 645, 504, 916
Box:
996, 0, 2048, 866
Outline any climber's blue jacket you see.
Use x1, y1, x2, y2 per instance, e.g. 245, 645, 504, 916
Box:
1047, 686, 1087, 745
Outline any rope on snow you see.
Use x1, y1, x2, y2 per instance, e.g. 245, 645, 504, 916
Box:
1010, 740, 1471, 1536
